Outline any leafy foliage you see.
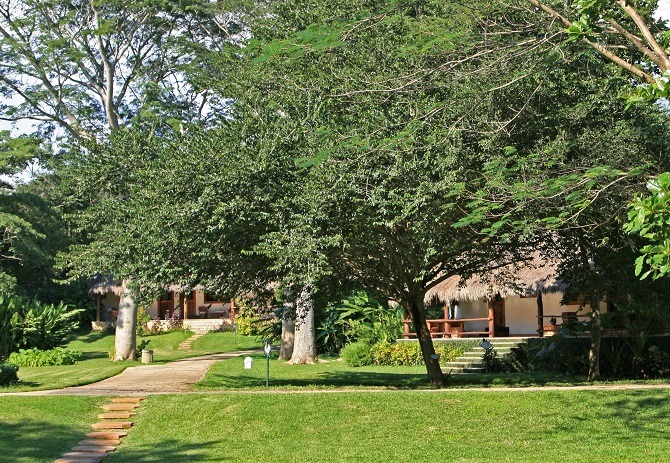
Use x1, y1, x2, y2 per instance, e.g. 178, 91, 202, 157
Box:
8, 347, 82, 367
625, 172, 670, 279
0, 362, 18, 386
0, 293, 82, 360
317, 291, 402, 354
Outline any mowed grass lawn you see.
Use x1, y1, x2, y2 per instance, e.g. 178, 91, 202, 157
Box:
196, 354, 593, 390
0, 396, 104, 463
0, 330, 262, 393
96, 389, 670, 463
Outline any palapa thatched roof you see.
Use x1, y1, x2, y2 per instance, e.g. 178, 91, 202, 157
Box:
425, 256, 566, 305
88, 276, 123, 296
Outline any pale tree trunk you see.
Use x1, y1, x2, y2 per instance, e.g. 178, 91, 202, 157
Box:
407, 293, 444, 387
280, 319, 295, 360
114, 280, 138, 361
289, 283, 317, 364
587, 297, 602, 381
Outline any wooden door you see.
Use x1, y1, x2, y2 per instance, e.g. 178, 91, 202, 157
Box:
493, 298, 505, 327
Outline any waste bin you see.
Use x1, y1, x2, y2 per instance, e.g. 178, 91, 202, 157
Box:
141, 349, 154, 364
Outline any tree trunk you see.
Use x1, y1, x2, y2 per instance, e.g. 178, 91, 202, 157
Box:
114, 280, 137, 361
289, 283, 317, 364
587, 297, 602, 381
408, 295, 444, 387
280, 319, 295, 360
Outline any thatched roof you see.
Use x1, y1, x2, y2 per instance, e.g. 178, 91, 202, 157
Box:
425, 257, 565, 305
88, 276, 123, 296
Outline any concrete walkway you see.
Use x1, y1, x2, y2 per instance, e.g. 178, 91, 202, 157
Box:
12, 350, 261, 396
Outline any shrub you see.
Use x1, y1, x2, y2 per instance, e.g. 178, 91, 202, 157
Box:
495, 336, 589, 375
235, 308, 262, 336
317, 291, 403, 354
8, 347, 82, 367
0, 362, 18, 386
369, 340, 470, 366
341, 341, 372, 367
136, 307, 152, 335
0, 293, 83, 360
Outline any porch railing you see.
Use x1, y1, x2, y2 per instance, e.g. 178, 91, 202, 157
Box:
402, 317, 493, 339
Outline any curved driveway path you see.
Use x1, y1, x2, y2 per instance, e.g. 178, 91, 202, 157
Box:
10, 350, 261, 396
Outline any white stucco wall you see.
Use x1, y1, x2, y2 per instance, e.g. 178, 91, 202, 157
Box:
455, 293, 608, 336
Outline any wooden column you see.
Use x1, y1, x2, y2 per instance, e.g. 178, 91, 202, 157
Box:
179, 292, 187, 320
96, 294, 101, 323
488, 300, 495, 337
537, 290, 544, 337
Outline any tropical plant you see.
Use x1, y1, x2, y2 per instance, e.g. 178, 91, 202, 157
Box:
0, 362, 18, 386
318, 291, 403, 354
8, 347, 82, 367
0, 293, 83, 360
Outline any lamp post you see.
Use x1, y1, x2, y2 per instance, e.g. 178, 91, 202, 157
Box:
263, 338, 272, 387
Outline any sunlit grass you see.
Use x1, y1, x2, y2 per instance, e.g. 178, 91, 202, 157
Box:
106, 390, 670, 463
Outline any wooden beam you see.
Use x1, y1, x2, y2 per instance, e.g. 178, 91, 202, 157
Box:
488, 300, 495, 337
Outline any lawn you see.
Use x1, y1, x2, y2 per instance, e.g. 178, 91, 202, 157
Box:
0, 330, 262, 393
103, 389, 670, 463
196, 354, 592, 390
0, 396, 104, 463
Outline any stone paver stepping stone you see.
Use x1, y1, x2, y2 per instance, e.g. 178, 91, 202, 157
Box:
98, 412, 135, 419
55, 457, 105, 463
54, 396, 145, 463
70, 445, 116, 453
110, 397, 145, 404
91, 421, 133, 430
78, 439, 121, 446
86, 431, 127, 439
61, 453, 109, 460
102, 403, 139, 411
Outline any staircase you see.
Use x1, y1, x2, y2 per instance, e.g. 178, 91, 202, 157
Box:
442, 337, 528, 374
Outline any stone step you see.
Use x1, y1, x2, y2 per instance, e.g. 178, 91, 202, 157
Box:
69, 446, 116, 453
447, 361, 484, 367
110, 397, 145, 404
102, 403, 139, 411
98, 412, 135, 419
78, 439, 121, 446
91, 421, 133, 430
60, 453, 108, 461
86, 431, 127, 440
55, 457, 105, 463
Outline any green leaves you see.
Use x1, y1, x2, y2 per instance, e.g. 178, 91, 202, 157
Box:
625, 172, 670, 279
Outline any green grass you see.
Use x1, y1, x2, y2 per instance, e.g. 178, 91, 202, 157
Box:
0, 330, 262, 393
196, 354, 599, 390
0, 396, 104, 463
102, 389, 670, 462
191, 331, 263, 353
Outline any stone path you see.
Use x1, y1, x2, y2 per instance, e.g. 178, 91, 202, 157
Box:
177, 333, 204, 350
15, 350, 261, 396
54, 396, 144, 463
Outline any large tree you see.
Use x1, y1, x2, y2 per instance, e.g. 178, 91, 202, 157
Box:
0, 0, 247, 138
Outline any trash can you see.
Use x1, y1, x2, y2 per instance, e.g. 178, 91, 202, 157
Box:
141, 349, 154, 364
244, 356, 253, 369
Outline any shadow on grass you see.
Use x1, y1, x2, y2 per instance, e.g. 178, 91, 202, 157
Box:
107, 439, 225, 463
74, 329, 114, 344
201, 369, 429, 389
80, 350, 110, 360
556, 390, 670, 438
0, 419, 85, 461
